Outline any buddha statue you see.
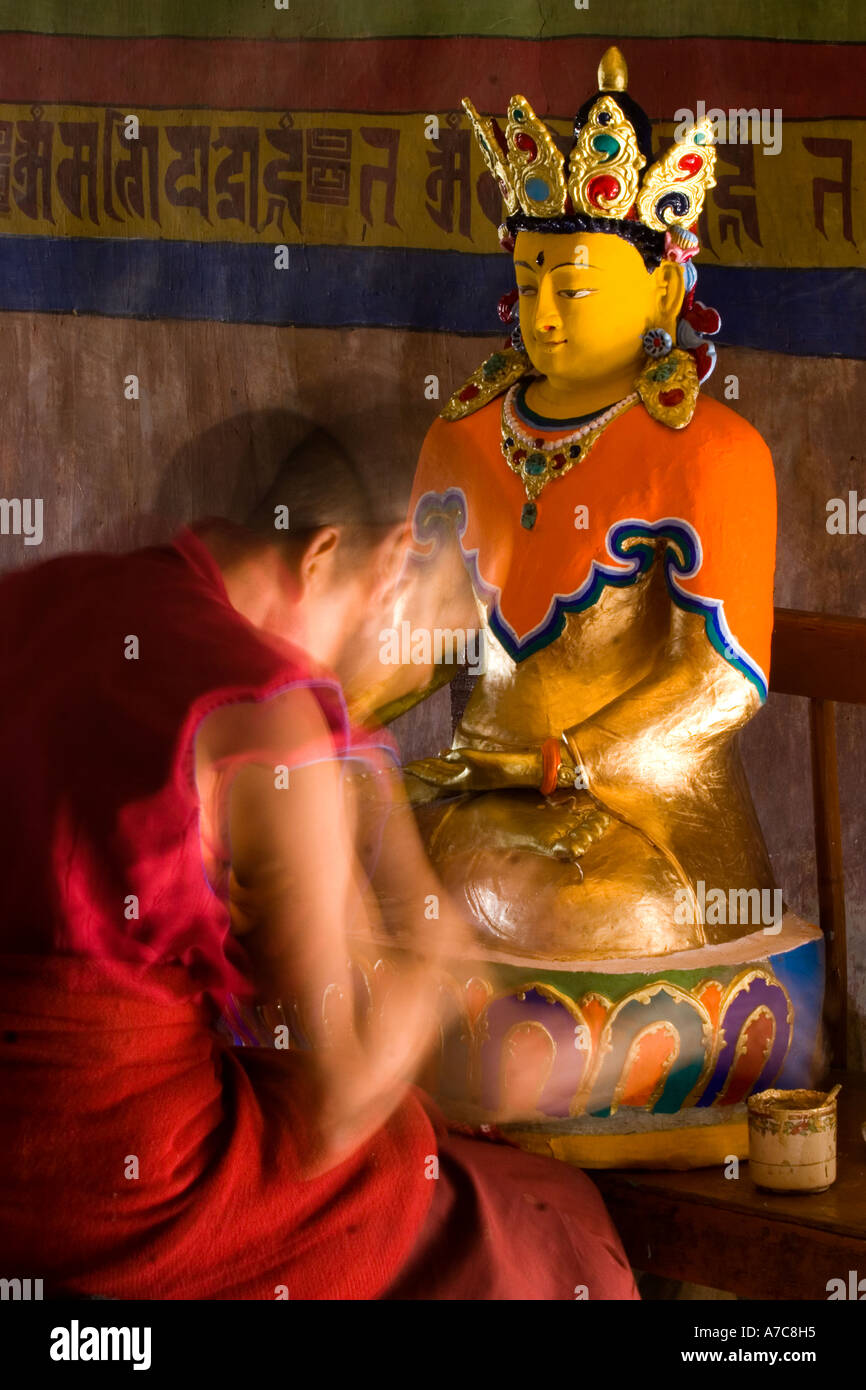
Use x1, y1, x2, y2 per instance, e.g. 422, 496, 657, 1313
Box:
361, 49, 825, 1166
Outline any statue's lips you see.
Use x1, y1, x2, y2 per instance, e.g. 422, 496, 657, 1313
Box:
537, 339, 567, 348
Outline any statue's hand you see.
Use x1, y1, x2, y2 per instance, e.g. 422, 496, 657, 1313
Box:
405, 747, 543, 792
541, 802, 611, 867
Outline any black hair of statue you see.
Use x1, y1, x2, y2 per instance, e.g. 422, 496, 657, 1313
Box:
505, 209, 665, 272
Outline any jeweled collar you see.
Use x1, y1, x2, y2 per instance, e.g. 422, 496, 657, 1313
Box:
501, 385, 639, 529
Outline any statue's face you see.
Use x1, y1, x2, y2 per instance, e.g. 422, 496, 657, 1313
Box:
513, 229, 681, 387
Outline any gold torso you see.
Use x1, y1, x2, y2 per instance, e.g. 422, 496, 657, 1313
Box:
455, 544, 669, 751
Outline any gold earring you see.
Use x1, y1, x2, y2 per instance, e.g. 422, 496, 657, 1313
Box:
635, 332, 699, 430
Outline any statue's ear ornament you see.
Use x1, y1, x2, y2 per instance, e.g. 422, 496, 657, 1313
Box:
636, 347, 700, 429
662, 225, 721, 384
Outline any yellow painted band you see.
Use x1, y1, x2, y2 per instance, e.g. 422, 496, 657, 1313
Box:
0, 105, 861, 268
506, 1120, 750, 1170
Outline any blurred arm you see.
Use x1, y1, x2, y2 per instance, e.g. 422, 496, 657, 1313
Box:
212, 688, 448, 1171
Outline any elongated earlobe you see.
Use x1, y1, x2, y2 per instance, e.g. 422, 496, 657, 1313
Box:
657, 261, 685, 321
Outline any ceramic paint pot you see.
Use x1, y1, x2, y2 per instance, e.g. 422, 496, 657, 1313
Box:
747, 1088, 838, 1193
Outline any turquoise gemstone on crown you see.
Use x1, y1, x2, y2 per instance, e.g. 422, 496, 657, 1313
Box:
525, 177, 551, 202
592, 133, 620, 161
521, 502, 537, 529
525, 453, 546, 475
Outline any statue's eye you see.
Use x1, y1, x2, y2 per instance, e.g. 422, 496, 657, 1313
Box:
517, 285, 537, 296
558, 288, 595, 299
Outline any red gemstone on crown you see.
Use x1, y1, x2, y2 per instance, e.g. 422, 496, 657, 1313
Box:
459, 384, 480, 401
552, 453, 567, 468
587, 174, 621, 206
513, 449, 527, 462
676, 153, 703, 178
513, 132, 538, 160
534, 438, 544, 448
659, 388, 685, 407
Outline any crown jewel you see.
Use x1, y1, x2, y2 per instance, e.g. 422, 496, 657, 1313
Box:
568, 93, 646, 219
464, 45, 716, 239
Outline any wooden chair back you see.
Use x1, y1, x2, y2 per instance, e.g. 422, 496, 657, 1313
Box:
770, 608, 866, 1069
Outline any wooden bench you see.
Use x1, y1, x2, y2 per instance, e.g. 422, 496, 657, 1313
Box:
593, 607, 866, 1299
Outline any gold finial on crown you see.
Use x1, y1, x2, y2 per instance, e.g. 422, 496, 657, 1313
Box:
598, 45, 628, 92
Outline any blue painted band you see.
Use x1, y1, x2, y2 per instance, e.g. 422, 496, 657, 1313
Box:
0, 235, 862, 358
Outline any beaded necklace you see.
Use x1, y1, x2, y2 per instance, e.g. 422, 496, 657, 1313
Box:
501, 383, 638, 529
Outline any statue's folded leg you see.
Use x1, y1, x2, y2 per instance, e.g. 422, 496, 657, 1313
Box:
415, 788, 703, 959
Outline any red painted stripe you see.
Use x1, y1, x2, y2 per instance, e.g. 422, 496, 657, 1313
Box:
0, 33, 862, 118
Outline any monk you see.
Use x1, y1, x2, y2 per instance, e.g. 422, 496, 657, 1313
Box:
0, 427, 638, 1301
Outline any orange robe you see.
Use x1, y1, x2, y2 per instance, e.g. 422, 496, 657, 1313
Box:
410, 393, 776, 699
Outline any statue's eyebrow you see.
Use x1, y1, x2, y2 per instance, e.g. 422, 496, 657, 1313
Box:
514, 259, 599, 271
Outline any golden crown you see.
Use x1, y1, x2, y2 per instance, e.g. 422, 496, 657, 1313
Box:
463, 46, 716, 236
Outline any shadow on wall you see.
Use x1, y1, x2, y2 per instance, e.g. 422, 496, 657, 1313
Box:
140, 398, 417, 548
145, 407, 319, 544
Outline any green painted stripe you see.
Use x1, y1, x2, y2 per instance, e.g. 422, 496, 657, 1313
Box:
477, 961, 742, 1004
0, 0, 862, 43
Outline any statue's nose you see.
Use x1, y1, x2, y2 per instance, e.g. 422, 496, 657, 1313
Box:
537, 297, 562, 332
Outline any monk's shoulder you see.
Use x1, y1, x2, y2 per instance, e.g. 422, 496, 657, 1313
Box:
197, 684, 335, 768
